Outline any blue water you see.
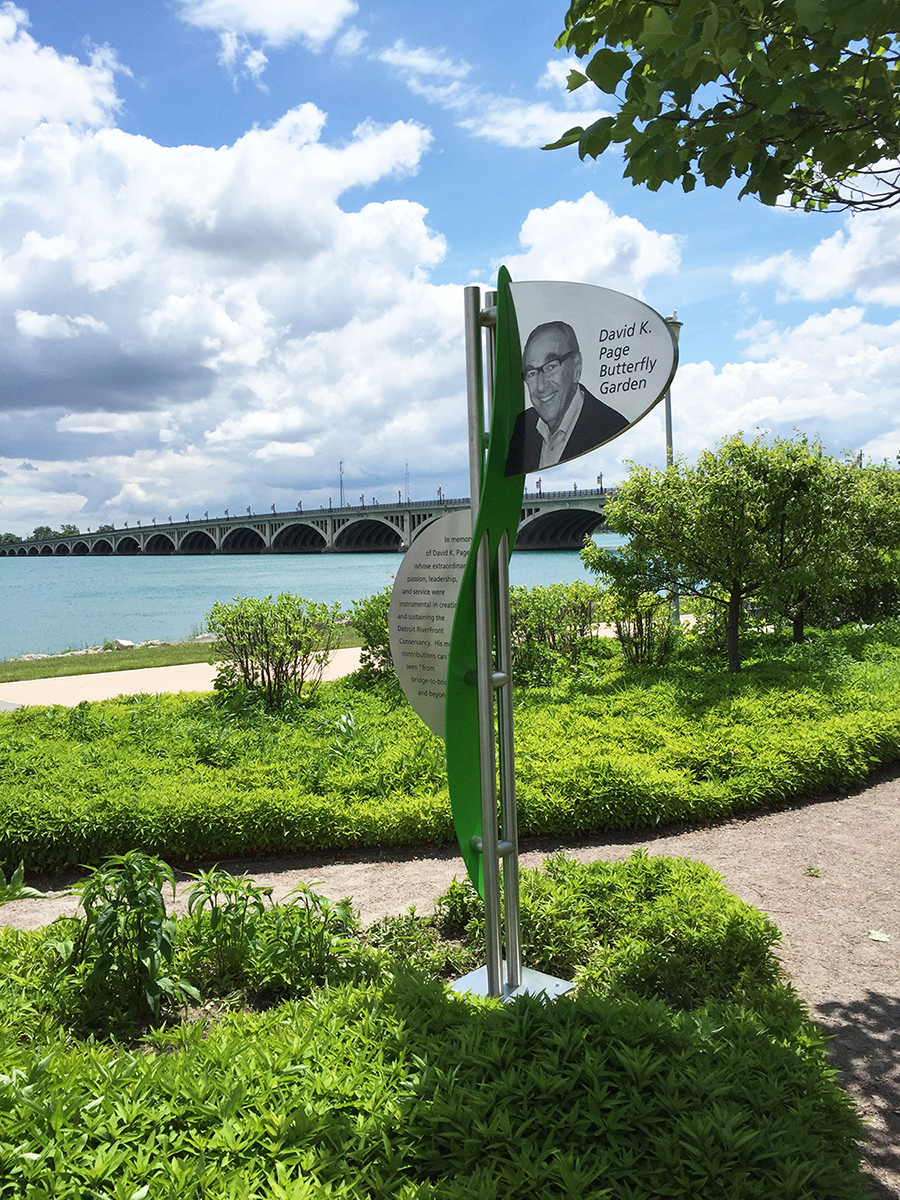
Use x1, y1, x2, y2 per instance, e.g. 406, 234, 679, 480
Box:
0, 539, 621, 660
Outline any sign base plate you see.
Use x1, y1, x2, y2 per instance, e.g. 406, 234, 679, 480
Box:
448, 963, 574, 1003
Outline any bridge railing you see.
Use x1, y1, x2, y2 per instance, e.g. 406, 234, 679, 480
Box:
5, 488, 611, 553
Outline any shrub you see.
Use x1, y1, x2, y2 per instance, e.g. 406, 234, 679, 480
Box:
349, 586, 394, 676
509, 580, 606, 684
184, 866, 273, 985
601, 588, 676, 666
56, 851, 198, 1029
206, 593, 342, 709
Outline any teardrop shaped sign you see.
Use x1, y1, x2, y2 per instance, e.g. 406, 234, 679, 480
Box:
504, 281, 678, 476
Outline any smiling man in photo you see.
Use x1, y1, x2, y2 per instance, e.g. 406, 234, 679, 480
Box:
505, 321, 629, 476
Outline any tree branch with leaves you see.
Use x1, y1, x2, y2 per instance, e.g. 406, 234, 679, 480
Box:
547, 0, 900, 210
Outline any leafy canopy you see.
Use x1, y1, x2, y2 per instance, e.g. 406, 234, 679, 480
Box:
547, 0, 900, 210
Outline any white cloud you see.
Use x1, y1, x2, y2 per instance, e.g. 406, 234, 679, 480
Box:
734, 201, 900, 306
15, 310, 107, 337
0, 3, 124, 144
55, 411, 172, 436
498, 193, 681, 295
378, 41, 607, 149
176, 0, 357, 56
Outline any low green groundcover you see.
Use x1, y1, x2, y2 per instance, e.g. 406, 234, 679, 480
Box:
0, 852, 865, 1199
1, 623, 900, 871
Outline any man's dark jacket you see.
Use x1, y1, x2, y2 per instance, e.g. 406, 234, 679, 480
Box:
504, 387, 629, 476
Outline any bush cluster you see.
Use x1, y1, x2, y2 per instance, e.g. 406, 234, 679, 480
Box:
2, 622, 899, 871
0, 849, 865, 1198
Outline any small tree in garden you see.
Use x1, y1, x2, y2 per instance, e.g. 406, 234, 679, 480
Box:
206, 593, 342, 708
583, 434, 851, 672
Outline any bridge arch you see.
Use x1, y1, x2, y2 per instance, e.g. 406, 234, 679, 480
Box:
334, 518, 403, 553
54, 543, 70, 556
91, 539, 113, 555
272, 522, 328, 553
180, 530, 217, 554
71, 541, 90, 556
17, 546, 27, 556
222, 526, 266, 553
515, 507, 605, 551
115, 536, 141, 555
145, 533, 175, 555
28, 546, 39, 555
39, 544, 53, 555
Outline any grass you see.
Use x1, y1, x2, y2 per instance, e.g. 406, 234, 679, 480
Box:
2, 622, 900, 873
0, 627, 362, 684
0, 853, 867, 1199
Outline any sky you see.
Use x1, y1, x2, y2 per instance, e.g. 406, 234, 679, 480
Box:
2, 0, 899, 536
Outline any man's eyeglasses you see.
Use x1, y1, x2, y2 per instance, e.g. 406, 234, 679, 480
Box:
522, 349, 577, 384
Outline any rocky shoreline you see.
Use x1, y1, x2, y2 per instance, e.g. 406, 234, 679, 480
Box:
12, 633, 217, 662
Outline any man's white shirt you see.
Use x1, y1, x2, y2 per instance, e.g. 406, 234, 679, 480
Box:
535, 388, 584, 469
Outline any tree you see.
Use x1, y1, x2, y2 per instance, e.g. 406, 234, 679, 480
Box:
548, 0, 900, 210
0, 532, 21, 544
205, 593, 342, 709
30, 526, 56, 540
58, 524, 80, 536
582, 433, 851, 671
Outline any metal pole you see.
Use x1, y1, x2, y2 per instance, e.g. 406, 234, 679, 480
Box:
475, 531, 502, 995
464, 285, 502, 997
464, 287, 485, 507
495, 529, 521, 990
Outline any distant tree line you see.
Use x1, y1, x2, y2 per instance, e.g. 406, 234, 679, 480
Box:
583, 433, 900, 672
0, 524, 119, 544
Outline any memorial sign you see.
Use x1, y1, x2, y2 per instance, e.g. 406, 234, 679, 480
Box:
504, 281, 677, 475
388, 509, 471, 738
390, 267, 679, 998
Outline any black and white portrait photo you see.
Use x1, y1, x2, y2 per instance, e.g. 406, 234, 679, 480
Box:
505, 320, 629, 477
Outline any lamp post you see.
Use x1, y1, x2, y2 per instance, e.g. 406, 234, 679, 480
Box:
664, 312, 683, 469
664, 312, 684, 625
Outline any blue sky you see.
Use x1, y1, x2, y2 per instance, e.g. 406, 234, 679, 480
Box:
2, 0, 899, 534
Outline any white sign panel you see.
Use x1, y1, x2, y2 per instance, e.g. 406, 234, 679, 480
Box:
388, 509, 472, 738
504, 281, 677, 476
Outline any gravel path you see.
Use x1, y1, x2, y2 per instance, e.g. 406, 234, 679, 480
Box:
4, 768, 898, 1197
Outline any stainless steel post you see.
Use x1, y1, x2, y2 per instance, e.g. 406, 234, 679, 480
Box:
495, 528, 521, 989
475, 530, 502, 995
464, 285, 502, 997
464, 287, 485, 503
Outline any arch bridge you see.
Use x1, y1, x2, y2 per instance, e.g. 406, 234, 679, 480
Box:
3, 490, 609, 559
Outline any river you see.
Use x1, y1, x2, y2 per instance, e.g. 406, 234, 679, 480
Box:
0, 539, 621, 661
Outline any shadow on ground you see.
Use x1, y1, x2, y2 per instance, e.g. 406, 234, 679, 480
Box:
817, 991, 900, 1199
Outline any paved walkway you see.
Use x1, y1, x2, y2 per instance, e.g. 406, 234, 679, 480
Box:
0, 647, 363, 709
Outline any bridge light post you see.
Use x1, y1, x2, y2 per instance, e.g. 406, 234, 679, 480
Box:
224, 509, 229, 518
271, 504, 276, 514
536, 477, 542, 497
246, 506, 251, 516
597, 473, 603, 494
204, 511, 208, 521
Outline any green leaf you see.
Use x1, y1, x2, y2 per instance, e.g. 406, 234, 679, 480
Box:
585, 48, 632, 93
868, 929, 890, 942
542, 125, 585, 151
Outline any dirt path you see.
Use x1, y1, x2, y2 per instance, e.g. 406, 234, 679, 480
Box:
4, 770, 898, 1197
